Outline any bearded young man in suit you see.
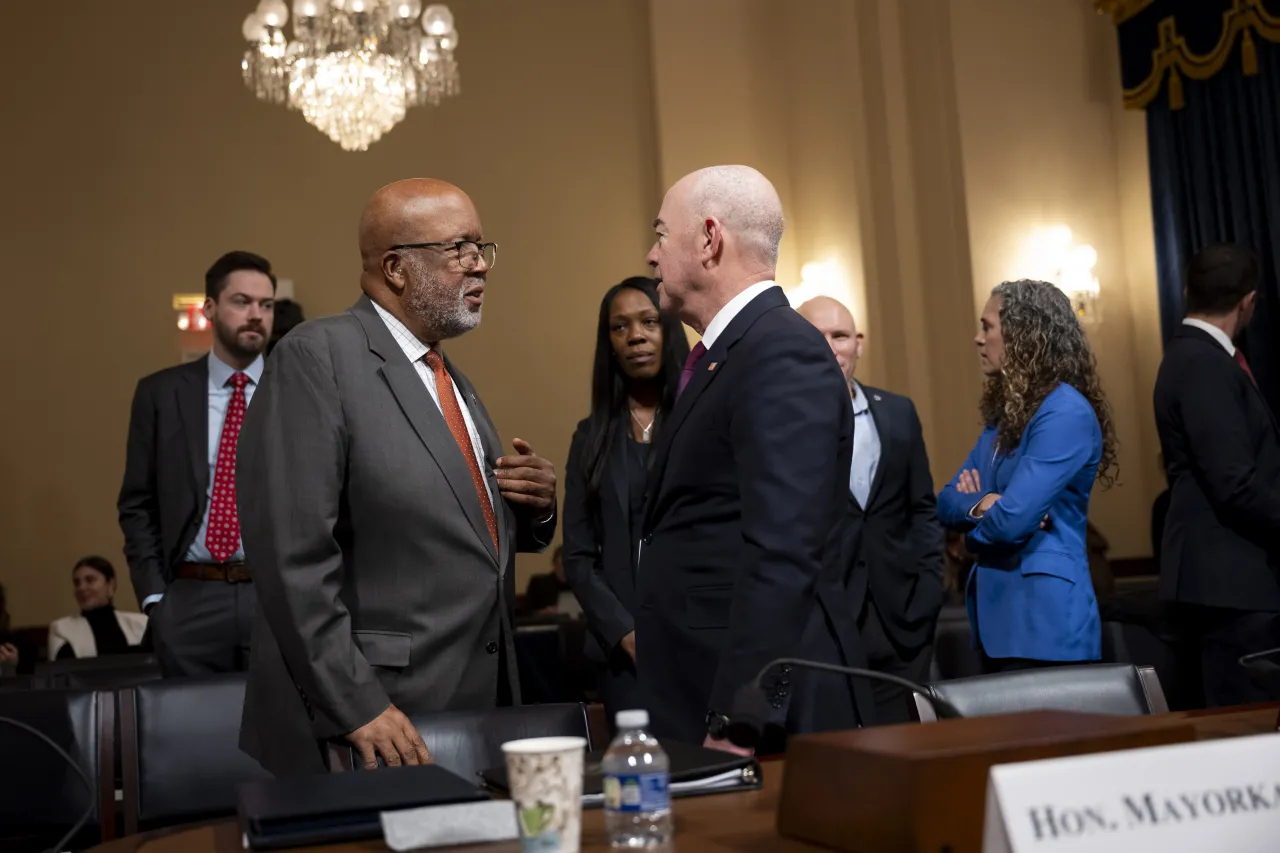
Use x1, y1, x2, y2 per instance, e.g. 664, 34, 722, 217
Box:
118, 251, 276, 677
798, 297, 944, 724
638, 165, 873, 754
236, 179, 557, 776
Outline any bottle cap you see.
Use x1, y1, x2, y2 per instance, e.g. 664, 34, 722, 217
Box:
615, 709, 649, 730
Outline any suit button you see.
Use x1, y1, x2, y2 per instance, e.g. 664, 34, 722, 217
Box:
771, 699, 784, 709
781, 665, 792, 675
486, 641, 498, 655
857, 560, 867, 569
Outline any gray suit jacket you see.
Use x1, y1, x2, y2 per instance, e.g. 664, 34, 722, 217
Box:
237, 295, 556, 776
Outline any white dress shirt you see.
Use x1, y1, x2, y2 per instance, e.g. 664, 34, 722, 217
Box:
371, 300, 495, 506
700, 280, 778, 349
1182, 317, 1235, 356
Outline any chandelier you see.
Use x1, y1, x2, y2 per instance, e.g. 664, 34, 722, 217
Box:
241, 0, 461, 152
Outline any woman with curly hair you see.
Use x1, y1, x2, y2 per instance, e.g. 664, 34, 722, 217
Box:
938, 279, 1117, 671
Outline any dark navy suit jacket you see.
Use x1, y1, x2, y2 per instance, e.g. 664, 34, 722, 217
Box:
636, 286, 874, 743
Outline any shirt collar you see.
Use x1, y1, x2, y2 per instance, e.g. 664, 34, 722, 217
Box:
371, 299, 432, 363
1182, 318, 1235, 356
700, 280, 776, 350
850, 380, 870, 415
208, 350, 264, 388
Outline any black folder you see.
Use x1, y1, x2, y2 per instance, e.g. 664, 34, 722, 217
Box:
238, 763, 488, 850
480, 740, 762, 807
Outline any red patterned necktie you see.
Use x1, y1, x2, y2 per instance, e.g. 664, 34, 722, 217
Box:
1235, 349, 1258, 387
206, 372, 248, 563
424, 351, 499, 552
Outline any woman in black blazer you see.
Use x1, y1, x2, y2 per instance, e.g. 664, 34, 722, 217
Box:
563, 277, 690, 724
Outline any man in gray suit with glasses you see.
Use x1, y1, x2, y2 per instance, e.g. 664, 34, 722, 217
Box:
237, 178, 558, 776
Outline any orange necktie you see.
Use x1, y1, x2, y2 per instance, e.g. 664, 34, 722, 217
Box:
424, 351, 499, 552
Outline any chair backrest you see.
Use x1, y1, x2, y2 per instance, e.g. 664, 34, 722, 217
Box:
0, 688, 114, 847
931, 606, 984, 681
329, 703, 592, 783
120, 672, 271, 833
911, 663, 1169, 722
35, 653, 161, 690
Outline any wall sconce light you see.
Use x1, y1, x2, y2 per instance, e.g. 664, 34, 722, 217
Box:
173, 294, 208, 332
786, 259, 849, 308
1015, 226, 1101, 324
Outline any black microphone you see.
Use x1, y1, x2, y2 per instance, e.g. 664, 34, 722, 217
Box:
725, 657, 963, 748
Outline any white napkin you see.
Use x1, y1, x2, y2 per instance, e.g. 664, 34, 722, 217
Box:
381, 799, 519, 851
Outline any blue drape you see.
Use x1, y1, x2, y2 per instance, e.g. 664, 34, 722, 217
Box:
1146, 37, 1280, 412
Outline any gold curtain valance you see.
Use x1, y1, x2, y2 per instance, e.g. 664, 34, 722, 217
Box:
1098, 0, 1280, 109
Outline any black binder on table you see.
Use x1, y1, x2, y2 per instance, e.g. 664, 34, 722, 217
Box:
480, 740, 762, 807
238, 763, 488, 850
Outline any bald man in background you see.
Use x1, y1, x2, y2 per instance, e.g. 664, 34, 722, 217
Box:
639, 166, 873, 752
798, 297, 944, 724
237, 179, 558, 776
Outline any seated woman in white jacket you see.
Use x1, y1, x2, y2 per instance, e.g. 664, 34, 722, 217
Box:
48, 557, 148, 660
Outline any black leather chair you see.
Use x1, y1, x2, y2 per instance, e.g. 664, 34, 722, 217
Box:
119, 673, 272, 834
35, 653, 162, 690
0, 688, 115, 851
931, 605, 984, 681
328, 703, 593, 784
910, 663, 1170, 722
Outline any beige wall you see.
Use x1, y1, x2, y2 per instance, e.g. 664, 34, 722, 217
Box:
0, 0, 659, 625
0, 0, 1166, 628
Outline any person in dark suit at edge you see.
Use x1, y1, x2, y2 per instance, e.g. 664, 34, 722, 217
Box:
638, 165, 874, 754
562, 276, 690, 727
1154, 243, 1280, 707
236, 179, 557, 775
797, 296, 944, 725
117, 251, 276, 676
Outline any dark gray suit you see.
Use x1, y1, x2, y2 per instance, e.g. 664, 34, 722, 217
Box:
117, 357, 258, 675
237, 295, 556, 776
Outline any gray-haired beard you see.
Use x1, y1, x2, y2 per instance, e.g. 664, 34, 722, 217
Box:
404, 261, 483, 341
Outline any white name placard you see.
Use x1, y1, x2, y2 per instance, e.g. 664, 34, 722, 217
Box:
982, 732, 1280, 853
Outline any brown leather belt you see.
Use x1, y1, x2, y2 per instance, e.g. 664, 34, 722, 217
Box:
175, 562, 252, 583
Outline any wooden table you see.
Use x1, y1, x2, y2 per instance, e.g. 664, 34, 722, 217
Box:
91, 703, 1279, 853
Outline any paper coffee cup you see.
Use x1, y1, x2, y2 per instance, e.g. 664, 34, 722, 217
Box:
501, 736, 587, 853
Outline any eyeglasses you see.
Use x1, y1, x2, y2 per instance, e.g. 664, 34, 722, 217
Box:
390, 241, 498, 271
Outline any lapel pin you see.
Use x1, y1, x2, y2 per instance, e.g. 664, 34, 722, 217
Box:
707, 362, 718, 371
873, 394, 882, 401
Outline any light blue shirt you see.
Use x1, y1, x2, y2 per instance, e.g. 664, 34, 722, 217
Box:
143, 351, 264, 609
850, 381, 880, 509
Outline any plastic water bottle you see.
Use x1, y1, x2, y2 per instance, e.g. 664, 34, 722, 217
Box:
602, 709, 673, 848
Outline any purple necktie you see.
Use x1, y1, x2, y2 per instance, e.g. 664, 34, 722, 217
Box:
677, 341, 708, 399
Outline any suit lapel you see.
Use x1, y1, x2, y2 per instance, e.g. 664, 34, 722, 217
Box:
350, 297, 500, 568
177, 358, 208, 495
645, 286, 788, 527
610, 418, 632, 547
862, 387, 891, 511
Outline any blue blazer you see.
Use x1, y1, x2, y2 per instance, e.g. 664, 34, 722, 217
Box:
938, 383, 1103, 661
